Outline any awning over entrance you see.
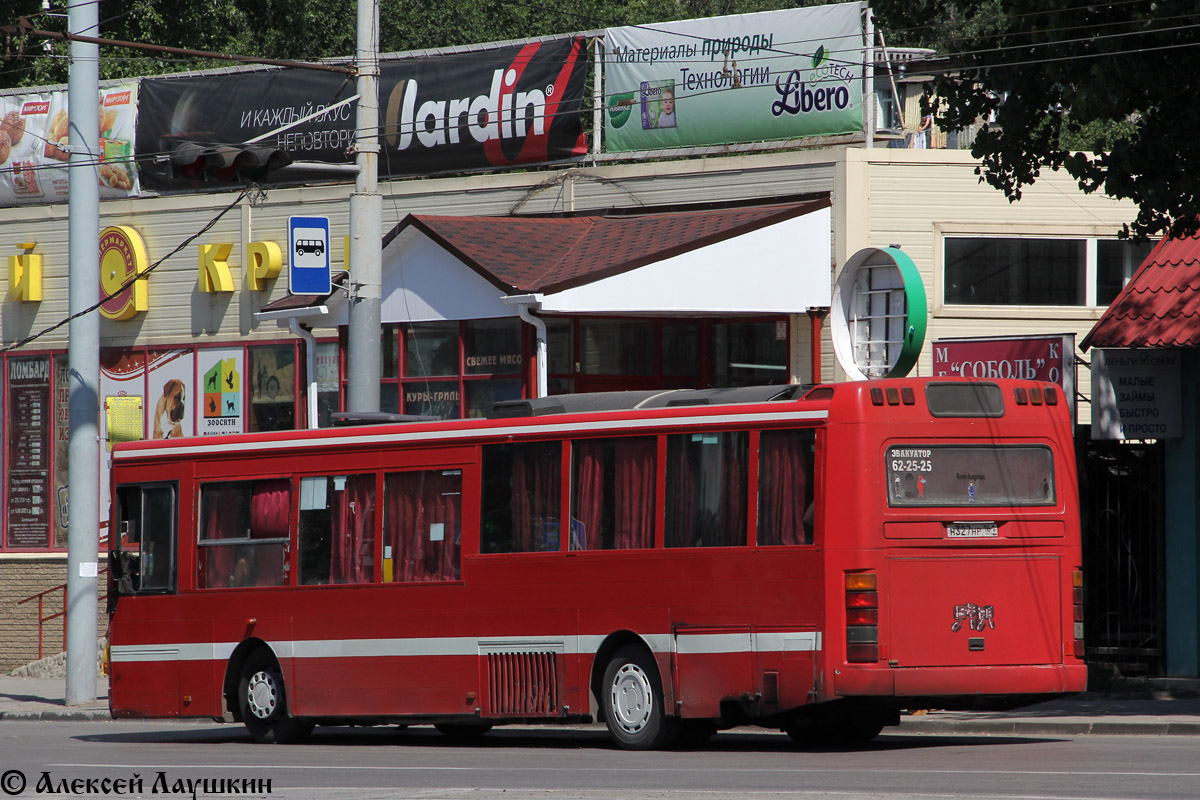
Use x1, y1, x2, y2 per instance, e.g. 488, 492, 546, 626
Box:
1082, 232, 1200, 350
266, 196, 832, 326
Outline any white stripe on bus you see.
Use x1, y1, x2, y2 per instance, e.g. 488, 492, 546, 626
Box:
109, 631, 821, 663
112, 409, 829, 461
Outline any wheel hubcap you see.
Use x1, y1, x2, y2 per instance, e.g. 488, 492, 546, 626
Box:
247, 670, 278, 720
611, 663, 653, 734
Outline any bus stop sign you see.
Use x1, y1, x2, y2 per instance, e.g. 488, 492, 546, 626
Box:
288, 216, 331, 295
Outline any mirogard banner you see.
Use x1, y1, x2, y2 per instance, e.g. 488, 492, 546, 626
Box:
603, 3, 864, 152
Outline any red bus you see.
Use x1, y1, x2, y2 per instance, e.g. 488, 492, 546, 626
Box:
106, 377, 1086, 748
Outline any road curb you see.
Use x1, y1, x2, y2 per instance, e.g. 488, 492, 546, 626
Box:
0, 710, 112, 722
899, 719, 1200, 736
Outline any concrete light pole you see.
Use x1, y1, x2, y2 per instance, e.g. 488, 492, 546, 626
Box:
346, 0, 383, 412
65, 0, 101, 705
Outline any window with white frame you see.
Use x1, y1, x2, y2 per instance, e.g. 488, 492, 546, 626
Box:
944, 236, 1154, 307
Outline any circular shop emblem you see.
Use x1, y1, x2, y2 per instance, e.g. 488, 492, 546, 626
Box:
99, 225, 149, 320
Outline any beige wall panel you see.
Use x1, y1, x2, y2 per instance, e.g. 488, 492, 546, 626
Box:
856, 151, 1142, 424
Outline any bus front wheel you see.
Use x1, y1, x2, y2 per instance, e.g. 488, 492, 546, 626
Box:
238, 650, 314, 744
602, 645, 677, 750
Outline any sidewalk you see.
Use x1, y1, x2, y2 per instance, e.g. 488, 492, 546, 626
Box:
3, 674, 1200, 735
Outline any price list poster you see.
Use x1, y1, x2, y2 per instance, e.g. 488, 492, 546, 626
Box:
6, 357, 51, 548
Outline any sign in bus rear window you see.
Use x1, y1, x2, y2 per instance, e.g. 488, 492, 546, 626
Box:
886, 445, 1055, 507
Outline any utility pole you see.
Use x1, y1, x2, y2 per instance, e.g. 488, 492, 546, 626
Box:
65, 0, 100, 705
346, 0, 382, 412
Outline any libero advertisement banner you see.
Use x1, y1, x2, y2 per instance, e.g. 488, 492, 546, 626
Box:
0, 83, 140, 205
137, 37, 588, 190
603, 3, 864, 152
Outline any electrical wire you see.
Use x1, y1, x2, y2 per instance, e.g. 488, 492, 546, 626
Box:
0, 187, 250, 353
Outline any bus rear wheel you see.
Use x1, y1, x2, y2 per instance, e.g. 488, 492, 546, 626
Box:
238, 650, 314, 744
602, 645, 677, 750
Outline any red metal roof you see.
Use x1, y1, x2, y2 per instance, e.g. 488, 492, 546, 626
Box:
387, 196, 831, 294
1081, 233, 1200, 350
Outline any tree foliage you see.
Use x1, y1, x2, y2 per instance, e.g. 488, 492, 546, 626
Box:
1, 0, 805, 87
872, 0, 1200, 240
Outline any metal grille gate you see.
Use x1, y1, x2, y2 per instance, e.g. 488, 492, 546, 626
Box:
1080, 439, 1165, 677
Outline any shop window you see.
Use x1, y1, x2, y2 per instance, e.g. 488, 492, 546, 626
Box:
663, 322, 700, 378
404, 321, 458, 378
464, 318, 522, 375
571, 437, 656, 550
197, 479, 290, 589
404, 381, 461, 419
944, 238, 1083, 306
481, 441, 561, 553
112, 482, 177, 594
384, 469, 462, 582
465, 378, 522, 419
546, 318, 574, 394
712, 321, 788, 387
248, 344, 296, 432
298, 474, 375, 585
758, 429, 815, 546
315, 341, 341, 429
665, 431, 748, 548
580, 319, 656, 376
1096, 239, 1155, 306
381, 327, 399, 379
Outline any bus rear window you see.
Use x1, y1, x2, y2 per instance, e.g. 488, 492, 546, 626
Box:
886, 445, 1055, 507
926, 382, 1004, 417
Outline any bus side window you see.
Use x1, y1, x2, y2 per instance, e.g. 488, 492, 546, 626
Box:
758, 429, 815, 546
198, 479, 290, 589
570, 437, 656, 551
298, 474, 376, 585
383, 469, 462, 582
665, 431, 748, 548
112, 483, 177, 594
481, 442, 561, 553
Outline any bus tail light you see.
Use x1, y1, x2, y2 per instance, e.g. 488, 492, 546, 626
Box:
1072, 569, 1085, 659
846, 572, 879, 663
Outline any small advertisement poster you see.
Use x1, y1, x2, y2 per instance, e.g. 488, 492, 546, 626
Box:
1091, 349, 1182, 440
198, 348, 244, 436
146, 350, 194, 440
6, 356, 52, 548
604, 4, 864, 152
0, 83, 140, 206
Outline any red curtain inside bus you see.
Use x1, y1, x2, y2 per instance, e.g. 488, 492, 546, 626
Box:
573, 438, 655, 550
665, 432, 748, 548
512, 445, 561, 552
330, 475, 376, 584
758, 430, 809, 546
198, 479, 290, 588
384, 470, 462, 582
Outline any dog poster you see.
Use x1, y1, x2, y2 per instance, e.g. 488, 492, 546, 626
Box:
146, 350, 194, 439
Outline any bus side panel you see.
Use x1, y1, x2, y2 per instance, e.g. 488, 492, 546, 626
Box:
674, 626, 753, 718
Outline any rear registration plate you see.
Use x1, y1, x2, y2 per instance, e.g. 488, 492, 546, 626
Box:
946, 522, 999, 538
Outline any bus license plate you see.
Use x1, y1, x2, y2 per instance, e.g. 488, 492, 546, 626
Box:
946, 522, 999, 538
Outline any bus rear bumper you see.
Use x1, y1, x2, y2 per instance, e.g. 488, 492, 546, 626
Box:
834, 663, 1087, 698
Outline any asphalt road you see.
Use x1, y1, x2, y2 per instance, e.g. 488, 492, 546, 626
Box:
2, 720, 1199, 800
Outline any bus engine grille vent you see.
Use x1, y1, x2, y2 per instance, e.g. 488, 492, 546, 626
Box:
485, 651, 560, 716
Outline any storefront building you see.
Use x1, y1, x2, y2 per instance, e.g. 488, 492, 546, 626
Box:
1082, 234, 1200, 678
0, 146, 1157, 672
